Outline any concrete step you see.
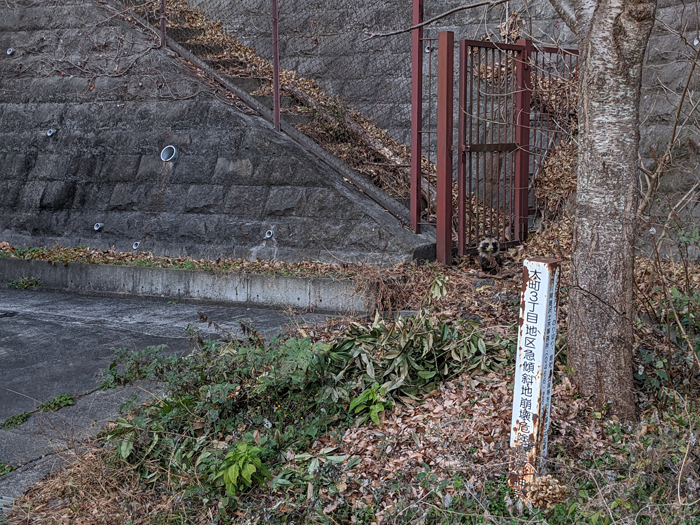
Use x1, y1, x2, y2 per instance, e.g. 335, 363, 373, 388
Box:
221, 75, 270, 94
253, 94, 294, 109
0, 259, 374, 314
281, 112, 315, 126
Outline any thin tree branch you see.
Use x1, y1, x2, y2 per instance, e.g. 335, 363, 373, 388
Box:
637, 23, 700, 218
546, 0, 578, 35
363, 0, 509, 40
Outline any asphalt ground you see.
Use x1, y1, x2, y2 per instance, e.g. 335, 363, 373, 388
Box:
0, 288, 329, 510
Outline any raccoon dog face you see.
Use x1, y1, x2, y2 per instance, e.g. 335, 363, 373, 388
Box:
477, 233, 502, 274
478, 234, 500, 255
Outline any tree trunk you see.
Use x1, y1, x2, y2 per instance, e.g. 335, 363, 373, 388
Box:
567, 0, 656, 420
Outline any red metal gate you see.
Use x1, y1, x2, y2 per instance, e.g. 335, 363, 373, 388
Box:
411, 28, 578, 264
458, 39, 531, 256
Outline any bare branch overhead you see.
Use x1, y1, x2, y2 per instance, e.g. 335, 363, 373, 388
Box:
363, 0, 509, 40
546, 0, 577, 35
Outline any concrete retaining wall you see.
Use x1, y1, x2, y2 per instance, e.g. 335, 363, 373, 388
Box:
0, 258, 375, 314
0, 0, 434, 265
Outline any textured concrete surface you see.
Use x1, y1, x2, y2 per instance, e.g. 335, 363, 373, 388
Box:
0, 386, 157, 508
201, 0, 699, 188
0, 287, 330, 507
0, 287, 329, 421
0, 0, 434, 265
0, 258, 375, 314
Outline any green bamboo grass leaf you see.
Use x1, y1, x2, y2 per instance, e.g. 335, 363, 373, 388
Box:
120, 438, 134, 460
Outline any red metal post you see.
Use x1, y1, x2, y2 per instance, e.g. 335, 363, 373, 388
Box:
436, 31, 454, 265
457, 39, 466, 256
271, 0, 281, 132
410, 0, 424, 233
160, 0, 167, 48
514, 39, 531, 242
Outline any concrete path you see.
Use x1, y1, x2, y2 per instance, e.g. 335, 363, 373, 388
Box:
0, 288, 329, 511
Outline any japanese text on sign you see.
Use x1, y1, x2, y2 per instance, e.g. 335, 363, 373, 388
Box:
509, 258, 560, 492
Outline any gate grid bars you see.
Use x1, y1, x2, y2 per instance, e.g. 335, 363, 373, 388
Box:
411, 28, 578, 264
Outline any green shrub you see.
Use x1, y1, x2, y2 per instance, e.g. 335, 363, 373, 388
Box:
214, 442, 271, 495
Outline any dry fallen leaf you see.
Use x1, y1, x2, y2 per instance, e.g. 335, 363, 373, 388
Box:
323, 500, 340, 514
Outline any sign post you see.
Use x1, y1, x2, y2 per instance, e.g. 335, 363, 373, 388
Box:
509, 258, 561, 495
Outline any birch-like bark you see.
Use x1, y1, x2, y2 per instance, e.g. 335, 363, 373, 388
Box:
562, 0, 656, 420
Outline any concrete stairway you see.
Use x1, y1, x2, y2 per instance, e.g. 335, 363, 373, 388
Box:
220, 75, 315, 127
0, 0, 434, 264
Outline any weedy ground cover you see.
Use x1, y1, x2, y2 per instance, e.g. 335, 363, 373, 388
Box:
6, 312, 521, 523
3, 214, 699, 524
6, 300, 700, 524
38, 394, 75, 412
6, 276, 42, 289
0, 462, 16, 476
1, 395, 78, 431
2, 412, 30, 430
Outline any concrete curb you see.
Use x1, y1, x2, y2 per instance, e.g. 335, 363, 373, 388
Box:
0, 258, 375, 314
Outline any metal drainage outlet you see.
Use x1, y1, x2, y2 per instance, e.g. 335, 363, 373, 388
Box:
94, 223, 104, 231
160, 145, 178, 162
46, 129, 56, 137
265, 230, 274, 239
132, 241, 140, 250
6, 48, 14, 55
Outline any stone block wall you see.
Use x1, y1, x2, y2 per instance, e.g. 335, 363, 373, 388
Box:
190, 0, 577, 144
197, 0, 699, 199
0, 0, 434, 264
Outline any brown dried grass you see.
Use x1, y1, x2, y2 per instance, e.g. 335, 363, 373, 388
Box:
5, 447, 194, 525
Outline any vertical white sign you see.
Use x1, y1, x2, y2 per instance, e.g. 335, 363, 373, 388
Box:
509, 258, 560, 493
